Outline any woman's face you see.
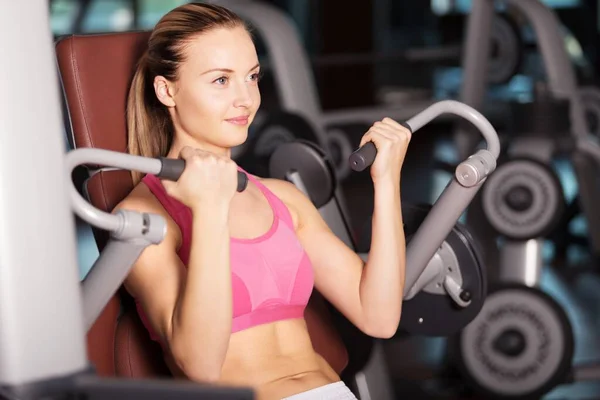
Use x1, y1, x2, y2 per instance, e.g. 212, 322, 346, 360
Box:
157, 26, 261, 155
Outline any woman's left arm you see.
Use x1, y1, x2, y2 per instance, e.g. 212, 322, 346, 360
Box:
266, 117, 411, 339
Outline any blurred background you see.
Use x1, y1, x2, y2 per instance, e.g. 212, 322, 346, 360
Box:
49, 0, 599, 109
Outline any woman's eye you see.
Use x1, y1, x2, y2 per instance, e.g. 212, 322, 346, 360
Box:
214, 76, 228, 85
250, 71, 263, 82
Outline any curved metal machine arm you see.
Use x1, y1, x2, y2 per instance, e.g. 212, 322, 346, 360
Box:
403, 101, 499, 297
65, 150, 168, 331
65, 149, 168, 242
350, 100, 500, 298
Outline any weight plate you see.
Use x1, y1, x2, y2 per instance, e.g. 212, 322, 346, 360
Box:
488, 14, 523, 84
579, 86, 600, 138
452, 283, 574, 400
482, 158, 564, 240
268, 140, 336, 209
398, 204, 487, 337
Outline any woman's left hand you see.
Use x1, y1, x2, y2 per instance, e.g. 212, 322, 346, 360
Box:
358, 117, 412, 185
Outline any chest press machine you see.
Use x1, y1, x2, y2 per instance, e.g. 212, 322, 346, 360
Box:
0, 3, 501, 400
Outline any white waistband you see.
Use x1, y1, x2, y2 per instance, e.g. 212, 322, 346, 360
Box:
281, 381, 357, 400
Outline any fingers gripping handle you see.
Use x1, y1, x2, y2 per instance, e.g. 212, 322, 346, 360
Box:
349, 122, 413, 172
158, 158, 249, 192
348, 100, 501, 173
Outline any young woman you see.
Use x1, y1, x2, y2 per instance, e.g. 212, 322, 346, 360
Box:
115, 3, 411, 399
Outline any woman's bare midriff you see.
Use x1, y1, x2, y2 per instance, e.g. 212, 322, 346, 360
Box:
217, 318, 340, 400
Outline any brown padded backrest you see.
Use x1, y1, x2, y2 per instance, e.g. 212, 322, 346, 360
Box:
55, 32, 348, 378
56, 31, 153, 378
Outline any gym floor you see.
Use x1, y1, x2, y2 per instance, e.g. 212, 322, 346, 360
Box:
339, 123, 600, 399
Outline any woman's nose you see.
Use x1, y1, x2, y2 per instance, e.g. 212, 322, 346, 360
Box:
233, 82, 254, 108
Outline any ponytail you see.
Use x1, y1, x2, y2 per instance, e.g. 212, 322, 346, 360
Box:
126, 54, 173, 185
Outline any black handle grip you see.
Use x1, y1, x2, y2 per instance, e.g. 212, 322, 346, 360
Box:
349, 142, 377, 172
158, 158, 185, 181
348, 121, 413, 172
157, 158, 248, 192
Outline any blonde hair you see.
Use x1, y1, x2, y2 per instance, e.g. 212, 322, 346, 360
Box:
126, 2, 248, 184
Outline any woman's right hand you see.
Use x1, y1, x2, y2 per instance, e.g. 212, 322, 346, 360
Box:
162, 146, 239, 210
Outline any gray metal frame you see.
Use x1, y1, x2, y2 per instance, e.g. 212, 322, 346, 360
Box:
0, 2, 88, 386
401, 101, 500, 294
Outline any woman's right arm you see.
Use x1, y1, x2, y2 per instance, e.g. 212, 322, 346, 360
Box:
120, 147, 239, 382
170, 203, 232, 381
119, 197, 232, 382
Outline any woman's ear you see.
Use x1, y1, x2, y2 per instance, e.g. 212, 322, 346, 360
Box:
153, 75, 177, 107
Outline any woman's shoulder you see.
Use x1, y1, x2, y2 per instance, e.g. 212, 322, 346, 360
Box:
256, 176, 303, 205
257, 177, 319, 230
114, 179, 161, 214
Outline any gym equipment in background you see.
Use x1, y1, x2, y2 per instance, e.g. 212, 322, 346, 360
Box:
579, 86, 600, 140
235, 110, 327, 179
452, 282, 576, 400
481, 88, 570, 246
455, 0, 600, 263
449, 87, 600, 399
448, 4, 600, 395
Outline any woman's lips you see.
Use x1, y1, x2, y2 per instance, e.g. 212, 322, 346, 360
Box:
225, 116, 249, 125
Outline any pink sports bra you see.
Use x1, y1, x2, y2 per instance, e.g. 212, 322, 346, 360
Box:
136, 168, 315, 342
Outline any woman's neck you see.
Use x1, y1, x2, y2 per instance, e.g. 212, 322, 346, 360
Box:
167, 135, 231, 159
